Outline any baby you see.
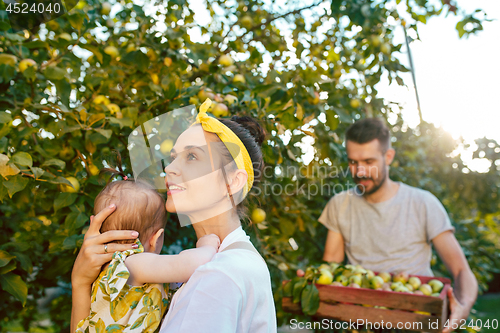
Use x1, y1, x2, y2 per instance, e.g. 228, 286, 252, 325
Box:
76, 177, 220, 333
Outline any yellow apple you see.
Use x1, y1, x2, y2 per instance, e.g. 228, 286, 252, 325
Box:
60, 176, 80, 193
241, 15, 253, 29
251, 208, 266, 224
107, 103, 120, 115
88, 164, 99, 176
408, 276, 422, 290
146, 49, 157, 61
104, 46, 119, 59
370, 36, 382, 47
0, 54, 18, 66
224, 94, 238, 106
189, 96, 200, 105
233, 74, 246, 84
317, 269, 333, 285
212, 103, 229, 117
126, 43, 136, 53
151, 73, 160, 85
58, 33, 72, 41
350, 98, 361, 108
393, 272, 409, 284
164, 57, 173, 67
370, 276, 384, 289
160, 139, 174, 155
419, 284, 433, 296
380, 43, 391, 55
198, 88, 215, 101
428, 279, 444, 293
93, 95, 110, 105
219, 54, 234, 67
19, 59, 37, 73
378, 272, 392, 283
101, 2, 112, 15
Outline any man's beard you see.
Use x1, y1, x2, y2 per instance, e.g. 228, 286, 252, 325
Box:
354, 167, 387, 196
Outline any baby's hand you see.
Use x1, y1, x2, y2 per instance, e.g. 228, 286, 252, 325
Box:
196, 234, 220, 251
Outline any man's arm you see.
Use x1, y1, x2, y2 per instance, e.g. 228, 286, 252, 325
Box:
432, 230, 478, 333
323, 230, 345, 263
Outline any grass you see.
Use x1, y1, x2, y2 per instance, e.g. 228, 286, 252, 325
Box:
472, 293, 500, 332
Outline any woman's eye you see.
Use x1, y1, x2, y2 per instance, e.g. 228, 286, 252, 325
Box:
187, 153, 196, 160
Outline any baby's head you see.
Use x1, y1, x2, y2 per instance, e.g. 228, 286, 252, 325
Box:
94, 180, 166, 254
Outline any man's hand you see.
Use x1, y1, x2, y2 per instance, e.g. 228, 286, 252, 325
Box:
442, 287, 469, 333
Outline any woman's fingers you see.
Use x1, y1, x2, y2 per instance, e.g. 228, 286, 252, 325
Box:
94, 242, 137, 255
86, 204, 116, 236
95, 230, 139, 244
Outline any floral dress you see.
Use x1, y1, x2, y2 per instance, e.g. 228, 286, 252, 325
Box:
76, 240, 171, 333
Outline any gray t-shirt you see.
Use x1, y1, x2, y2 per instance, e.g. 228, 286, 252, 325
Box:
318, 182, 455, 276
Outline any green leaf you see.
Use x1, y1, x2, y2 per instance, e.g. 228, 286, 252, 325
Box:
81, 45, 103, 63
23, 40, 49, 49
54, 192, 77, 211
68, 13, 84, 31
44, 66, 66, 80
0, 273, 28, 306
0, 249, 15, 267
121, 50, 150, 72
11, 252, 32, 274
301, 283, 320, 316
121, 107, 138, 121
283, 280, 293, 297
292, 278, 306, 303
0, 260, 16, 274
0, 111, 12, 123
41, 158, 66, 169
109, 117, 133, 129
12, 152, 33, 167
95, 129, 112, 140
3, 175, 29, 197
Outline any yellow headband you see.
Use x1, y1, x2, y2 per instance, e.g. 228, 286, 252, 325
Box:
194, 98, 254, 197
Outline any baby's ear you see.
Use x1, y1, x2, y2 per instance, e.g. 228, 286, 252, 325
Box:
149, 228, 164, 253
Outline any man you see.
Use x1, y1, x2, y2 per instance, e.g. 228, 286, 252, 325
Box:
319, 118, 477, 332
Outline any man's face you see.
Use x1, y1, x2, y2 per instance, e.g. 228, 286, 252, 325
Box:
346, 139, 392, 195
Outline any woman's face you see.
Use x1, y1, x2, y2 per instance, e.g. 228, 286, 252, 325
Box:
163, 125, 232, 222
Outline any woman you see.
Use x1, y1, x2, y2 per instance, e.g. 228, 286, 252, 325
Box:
71, 100, 277, 332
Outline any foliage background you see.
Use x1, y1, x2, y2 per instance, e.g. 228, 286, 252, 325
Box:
0, 0, 498, 331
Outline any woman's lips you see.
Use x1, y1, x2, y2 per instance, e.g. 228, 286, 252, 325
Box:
166, 184, 186, 195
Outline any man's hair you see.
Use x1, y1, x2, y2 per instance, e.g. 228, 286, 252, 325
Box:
94, 180, 166, 245
345, 118, 391, 152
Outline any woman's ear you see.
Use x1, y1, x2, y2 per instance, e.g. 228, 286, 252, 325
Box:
149, 228, 164, 254
228, 169, 248, 195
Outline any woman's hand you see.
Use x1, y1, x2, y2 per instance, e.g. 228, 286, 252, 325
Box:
196, 234, 221, 251
71, 204, 138, 333
71, 204, 139, 288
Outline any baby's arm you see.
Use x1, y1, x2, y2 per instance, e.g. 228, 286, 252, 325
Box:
125, 234, 220, 285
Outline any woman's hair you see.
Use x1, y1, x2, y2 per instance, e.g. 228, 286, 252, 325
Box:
217, 116, 266, 220
94, 154, 166, 245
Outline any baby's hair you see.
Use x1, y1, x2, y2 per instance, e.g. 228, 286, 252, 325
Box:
94, 152, 166, 245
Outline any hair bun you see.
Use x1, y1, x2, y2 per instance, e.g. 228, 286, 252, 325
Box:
230, 116, 266, 146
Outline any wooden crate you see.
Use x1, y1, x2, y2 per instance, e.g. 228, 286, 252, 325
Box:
282, 275, 451, 333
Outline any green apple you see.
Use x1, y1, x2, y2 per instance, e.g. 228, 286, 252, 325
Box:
349, 275, 362, 286
428, 279, 444, 293
335, 275, 348, 286
405, 283, 414, 292
431, 292, 441, 297
391, 281, 403, 290
408, 276, 422, 290
370, 276, 384, 289
365, 269, 375, 280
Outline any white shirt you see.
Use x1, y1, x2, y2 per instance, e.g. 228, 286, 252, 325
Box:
159, 226, 277, 333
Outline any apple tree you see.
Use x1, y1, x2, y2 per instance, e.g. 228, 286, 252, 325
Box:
0, 0, 496, 330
